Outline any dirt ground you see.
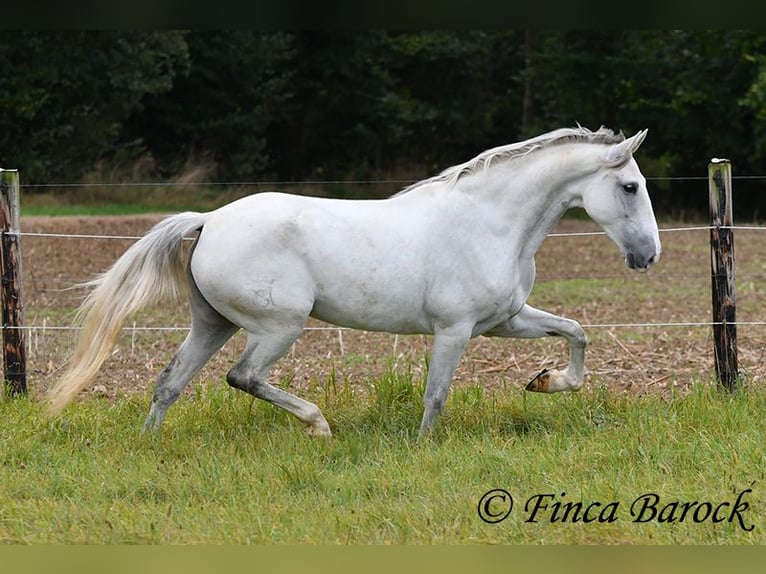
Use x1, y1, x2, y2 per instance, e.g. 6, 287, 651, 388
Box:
14, 214, 766, 404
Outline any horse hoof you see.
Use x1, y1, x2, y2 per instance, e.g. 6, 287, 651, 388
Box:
525, 368, 551, 393
307, 421, 332, 437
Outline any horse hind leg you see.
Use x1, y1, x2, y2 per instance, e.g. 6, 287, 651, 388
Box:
226, 322, 331, 437
143, 280, 239, 433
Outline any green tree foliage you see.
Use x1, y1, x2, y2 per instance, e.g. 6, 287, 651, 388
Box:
517, 31, 766, 214
380, 31, 513, 171
263, 31, 398, 179
0, 31, 188, 181
124, 31, 294, 179
3, 30, 766, 216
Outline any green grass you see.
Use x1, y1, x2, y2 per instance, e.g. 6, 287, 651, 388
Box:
21, 203, 177, 217
19, 186, 251, 217
18, 182, 401, 217
529, 277, 704, 310
1, 372, 764, 544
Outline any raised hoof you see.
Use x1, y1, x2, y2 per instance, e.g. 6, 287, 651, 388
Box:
525, 368, 551, 393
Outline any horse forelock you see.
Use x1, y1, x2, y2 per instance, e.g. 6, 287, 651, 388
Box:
395, 126, 625, 196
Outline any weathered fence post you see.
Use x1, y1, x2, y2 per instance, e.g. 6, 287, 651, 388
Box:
0, 169, 26, 396
708, 158, 738, 391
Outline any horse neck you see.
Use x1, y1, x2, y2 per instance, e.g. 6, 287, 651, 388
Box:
461, 144, 599, 260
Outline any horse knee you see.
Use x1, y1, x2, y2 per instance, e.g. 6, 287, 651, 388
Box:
566, 322, 587, 349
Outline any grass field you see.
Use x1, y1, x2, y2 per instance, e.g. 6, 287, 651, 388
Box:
1, 377, 764, 544
3, 189, 766, 544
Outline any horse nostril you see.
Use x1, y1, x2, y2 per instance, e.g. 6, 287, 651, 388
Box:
626, 252, 657, 271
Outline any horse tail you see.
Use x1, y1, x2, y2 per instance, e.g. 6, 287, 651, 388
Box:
47, 212, 209, 416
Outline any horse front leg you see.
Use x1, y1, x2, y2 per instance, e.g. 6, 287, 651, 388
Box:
488, 304, 587, 393
419, 325, 473, 437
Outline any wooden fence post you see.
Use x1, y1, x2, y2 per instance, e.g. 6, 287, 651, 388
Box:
0, 169, 26, 396
708, 158, 738, 391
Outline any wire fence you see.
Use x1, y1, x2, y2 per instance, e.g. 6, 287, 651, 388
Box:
8, 225, 766, 243
7, 223, 766, 334
15, 174, 766, 189
6, 171, 766, 343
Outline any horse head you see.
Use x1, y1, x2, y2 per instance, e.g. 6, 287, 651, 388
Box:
579, 129, 661, 271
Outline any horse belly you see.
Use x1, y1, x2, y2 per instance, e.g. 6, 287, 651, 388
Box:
308, 260, 431, 334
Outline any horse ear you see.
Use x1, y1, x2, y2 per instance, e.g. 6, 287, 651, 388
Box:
628, 129, 648, 153
603, 129, 648, 166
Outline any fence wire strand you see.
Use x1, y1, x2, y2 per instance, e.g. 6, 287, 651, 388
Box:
16, 174, 766, 189
7, 224, 763, 242
5, 321, 766, 334
7, 213, 766, 337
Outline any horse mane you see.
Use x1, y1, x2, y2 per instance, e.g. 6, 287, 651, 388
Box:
394, 125, 625, 196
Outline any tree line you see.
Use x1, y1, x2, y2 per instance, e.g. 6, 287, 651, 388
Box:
2, 30, 766, 216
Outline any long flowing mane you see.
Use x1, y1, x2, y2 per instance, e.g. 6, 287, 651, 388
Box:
395, 125, 625, 196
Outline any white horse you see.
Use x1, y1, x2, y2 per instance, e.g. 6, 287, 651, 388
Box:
48, 126, 660, 437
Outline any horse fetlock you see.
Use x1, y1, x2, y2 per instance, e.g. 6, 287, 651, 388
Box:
418, 419, 435, 439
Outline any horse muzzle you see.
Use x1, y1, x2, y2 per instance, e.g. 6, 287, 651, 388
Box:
625, 250, 660, 271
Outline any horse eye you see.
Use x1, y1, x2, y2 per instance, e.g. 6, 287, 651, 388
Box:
622, 183, 638, 194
